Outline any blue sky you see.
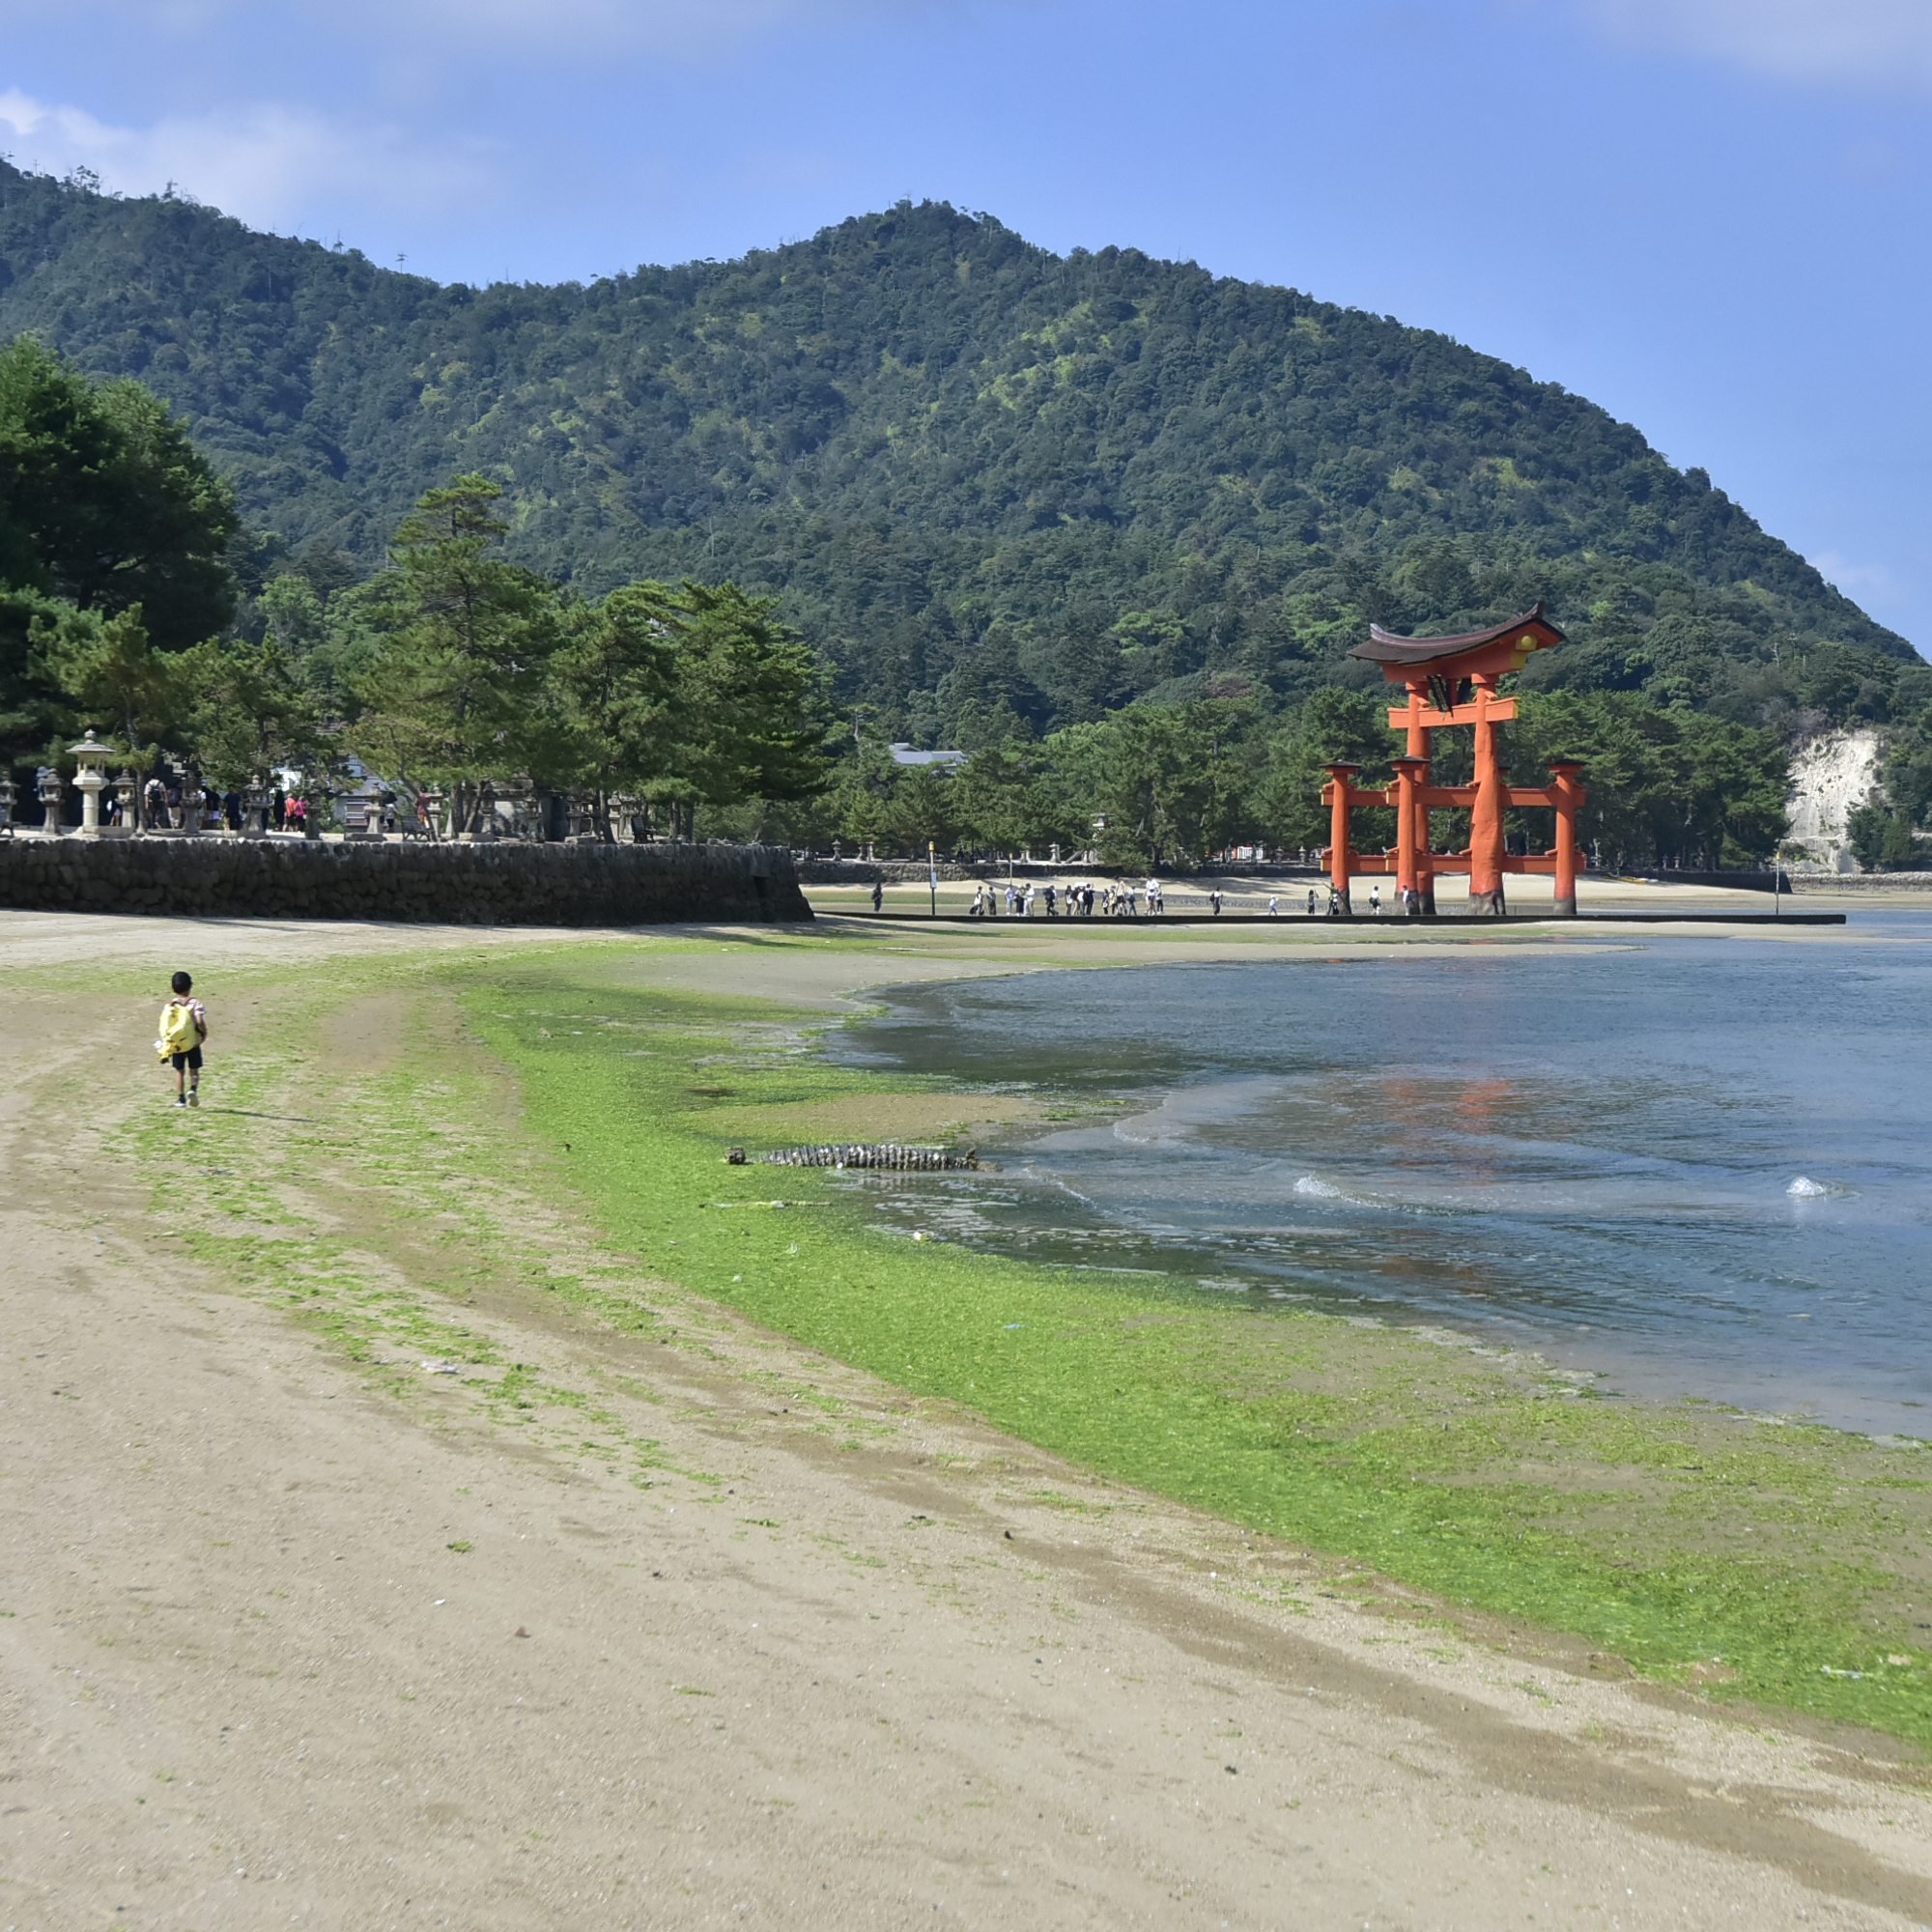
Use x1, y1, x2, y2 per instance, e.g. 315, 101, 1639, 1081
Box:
5, 0, 1930, 652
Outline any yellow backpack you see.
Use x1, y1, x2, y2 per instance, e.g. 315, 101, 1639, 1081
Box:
156, 1001, 200, 1059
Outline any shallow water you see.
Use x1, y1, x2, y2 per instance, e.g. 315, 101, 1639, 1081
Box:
831, 909, 1932, 1435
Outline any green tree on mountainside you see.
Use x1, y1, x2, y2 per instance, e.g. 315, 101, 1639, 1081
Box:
176, 634, 327, 789
647, 582, 834, 840
1050, 701, 1258, 870
1256, 688, 1398, 855
33, 605, 180, 813
1847, 796, 1919, 872
345, 475, 563, 834
1510, 692, 1788, 867
551, 581, 683, 840
259, 573, 328, 659
951, 740, 1062, 852
881, 764, 959, 855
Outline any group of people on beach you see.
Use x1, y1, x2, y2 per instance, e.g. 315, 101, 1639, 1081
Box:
968, 878, 1169, 918
955, 878, 1404, 918
1281, 884, 1396, 917
873, 874, 1435, 920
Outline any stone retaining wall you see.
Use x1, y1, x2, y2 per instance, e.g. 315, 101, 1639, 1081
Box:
0, 835, 811, 925
1624, 868, 1791, 894
1788, 871, 1932, 892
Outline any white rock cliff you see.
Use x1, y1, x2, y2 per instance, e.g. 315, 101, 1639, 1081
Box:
1784, 728, 1882, 872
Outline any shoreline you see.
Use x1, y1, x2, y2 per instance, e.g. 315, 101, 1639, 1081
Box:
822, 960, 1921, 1442
463, 920, 1932, 1754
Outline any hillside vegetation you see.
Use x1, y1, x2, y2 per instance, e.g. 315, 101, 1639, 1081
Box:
0, 167, 1921, 753
8, 166, 1932, 867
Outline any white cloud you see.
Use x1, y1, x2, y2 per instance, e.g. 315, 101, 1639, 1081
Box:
0, 87, 497, 229
1581, 0, 1932, 88
1813, 551, 1899, 602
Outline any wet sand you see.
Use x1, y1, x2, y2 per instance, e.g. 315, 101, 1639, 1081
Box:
4, 907, 1930, 1929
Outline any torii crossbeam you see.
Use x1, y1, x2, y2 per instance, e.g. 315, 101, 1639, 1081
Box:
1318, 604, 1587, 917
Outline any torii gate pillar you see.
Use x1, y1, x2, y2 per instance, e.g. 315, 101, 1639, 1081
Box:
1467, 672, 1509, 917
1548, 760, 1585, 916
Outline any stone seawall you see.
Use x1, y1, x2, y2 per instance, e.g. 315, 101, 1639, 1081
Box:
1789, 871, 1932, 892
0, 836, 812, 925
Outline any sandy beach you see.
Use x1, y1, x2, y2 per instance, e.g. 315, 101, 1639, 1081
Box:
5, 903, 1930, 1930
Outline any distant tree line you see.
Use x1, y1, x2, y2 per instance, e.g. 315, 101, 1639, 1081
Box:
734, 684, 1792, 872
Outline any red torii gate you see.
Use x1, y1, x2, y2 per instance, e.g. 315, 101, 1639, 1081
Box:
1318, 604, 1586, 918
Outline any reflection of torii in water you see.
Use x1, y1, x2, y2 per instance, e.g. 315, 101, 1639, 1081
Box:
1318, 604, 1586, 918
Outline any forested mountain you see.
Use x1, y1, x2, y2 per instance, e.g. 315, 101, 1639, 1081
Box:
0, 163, 1918, 752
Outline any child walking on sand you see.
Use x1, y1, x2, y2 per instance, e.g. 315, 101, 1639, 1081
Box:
156, 971, 209, 1108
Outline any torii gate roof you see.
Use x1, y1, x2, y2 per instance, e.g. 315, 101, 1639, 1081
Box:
1350, 602, 1566, 676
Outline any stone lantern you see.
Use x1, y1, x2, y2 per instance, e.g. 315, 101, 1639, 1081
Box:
460, 785, 498, 842
116, 769, 140, 833
0, 770, 14, 834
70, 731, 112, 836
496, 778, 535, 840
242, 775, 271, 836
37, 767, 64, 836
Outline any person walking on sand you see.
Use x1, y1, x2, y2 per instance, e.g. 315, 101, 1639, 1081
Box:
1268, 895, 1280, 917
1307, 887, 1318, 916
870, 879, 884, 913
1370, 884, 1381, 917
156, 971, 208, 1109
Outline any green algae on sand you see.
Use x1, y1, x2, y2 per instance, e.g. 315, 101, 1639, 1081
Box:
455, 939, 1932, 1756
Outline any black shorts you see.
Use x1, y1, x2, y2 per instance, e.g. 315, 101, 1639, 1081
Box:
171, 1047, 203, 1071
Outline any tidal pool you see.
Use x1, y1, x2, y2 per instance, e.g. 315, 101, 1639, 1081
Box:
832, 909, 1932, 1435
